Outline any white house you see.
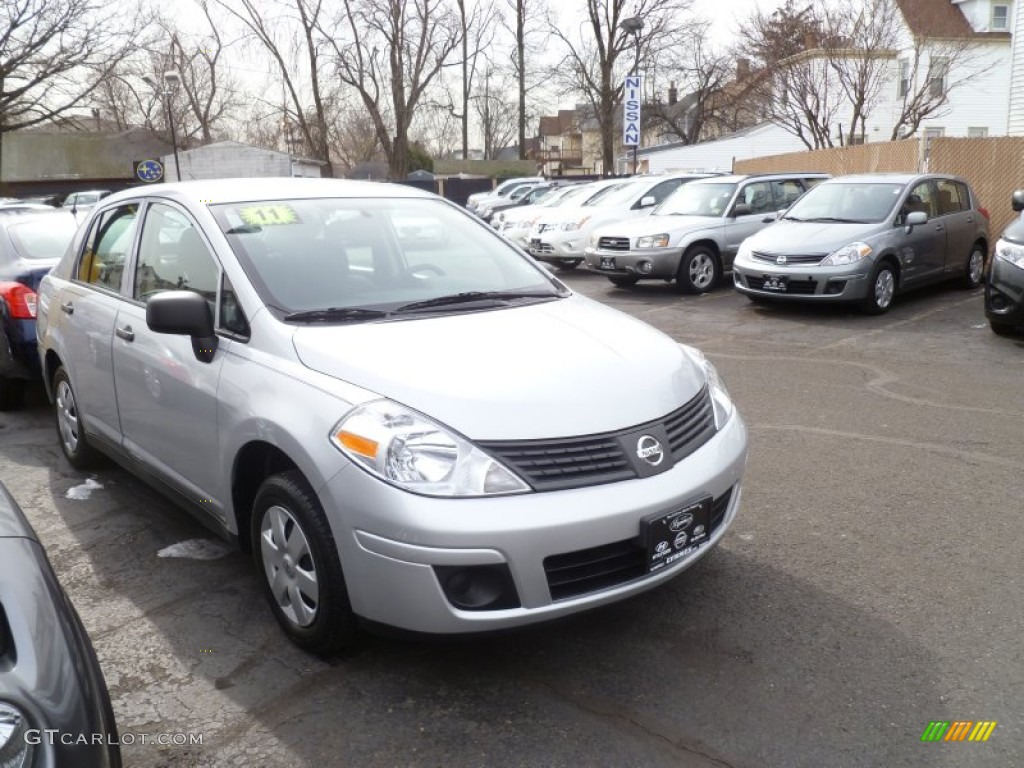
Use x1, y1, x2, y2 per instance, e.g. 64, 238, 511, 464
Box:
160, 141, 324, 182
633, 123, 811, 173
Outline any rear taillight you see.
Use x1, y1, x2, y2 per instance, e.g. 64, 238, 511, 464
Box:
979, 206, 990, 221
0, 282, 37, 319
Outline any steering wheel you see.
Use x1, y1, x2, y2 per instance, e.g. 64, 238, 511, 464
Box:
405, 263, 446, 279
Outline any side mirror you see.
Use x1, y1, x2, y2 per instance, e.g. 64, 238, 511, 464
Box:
146, 290, 218, 363
638, 195, 657, 208
762, 211, 782, 223
1012, 189, 1024, 212
732, 202, 751, 217
903, 210, 928, 233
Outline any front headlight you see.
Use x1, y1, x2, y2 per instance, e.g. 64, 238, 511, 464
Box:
636, 234, 670, 249
680, 346, 734, 429
331, 400, 530, 497
0, 701, 33, 767
562, 216, 590, 231
994, 238, 1024, 269
821, 241, 872, 266
736, 240, 753, 262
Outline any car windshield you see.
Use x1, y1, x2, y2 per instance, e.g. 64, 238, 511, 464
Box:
655, 183, 738, 216
7, 216, 79, 260
589, 181, 647, 208
213, 197, 565, 318
783, 182, 905, 223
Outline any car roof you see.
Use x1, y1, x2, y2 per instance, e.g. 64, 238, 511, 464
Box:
0, 209, 80, 229
689, 172, 830, 184
101, 178, 439, 208
821, 173, 967, 185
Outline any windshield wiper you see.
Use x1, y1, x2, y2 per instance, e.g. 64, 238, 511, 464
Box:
284, 307, 391, 323
395, 290, 562, 313
801, 217, 870, 224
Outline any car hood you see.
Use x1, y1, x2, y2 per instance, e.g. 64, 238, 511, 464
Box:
292, 295, 705, 440
748, 220, 884, 254
593, 214, 722, 239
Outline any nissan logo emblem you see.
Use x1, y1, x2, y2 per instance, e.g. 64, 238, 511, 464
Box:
669, 512, 694, 532
776, 254, 788, 264
636, 435, 664, 466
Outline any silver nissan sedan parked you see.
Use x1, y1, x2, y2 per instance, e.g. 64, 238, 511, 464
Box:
36, 179, 747, 653
732, 173, 989, 314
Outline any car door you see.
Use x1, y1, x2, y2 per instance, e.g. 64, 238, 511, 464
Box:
934, 179, 976, 275
56, 203, 140, 445
896, 181, 946, 284
111, 200, 229, 513
723, 180, 774, 266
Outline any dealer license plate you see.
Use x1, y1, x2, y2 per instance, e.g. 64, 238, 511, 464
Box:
642, 497, 712, 573
762, 275, 787, 291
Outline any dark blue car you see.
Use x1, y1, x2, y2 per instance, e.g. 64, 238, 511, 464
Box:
0, 211, 81, 409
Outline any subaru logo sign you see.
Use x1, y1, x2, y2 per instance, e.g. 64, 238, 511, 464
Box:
776, 254, 788, 265
636, 435, 664, 466
669, 512, 694, 532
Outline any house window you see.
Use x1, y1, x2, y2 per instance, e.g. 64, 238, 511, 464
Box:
967, 126, 989, 138
992, 4, 1009, 30
927, 58, 949, 97
898, 60, 910, 98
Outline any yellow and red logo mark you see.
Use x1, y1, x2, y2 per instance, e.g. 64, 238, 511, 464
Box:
921, 721, 997, 742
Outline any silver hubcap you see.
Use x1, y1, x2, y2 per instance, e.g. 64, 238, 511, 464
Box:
969, 250, 984, 284
260, 505, 319, 627
55, 380, 79, 454
688, 253, 715, 289
874, 269, 895, 309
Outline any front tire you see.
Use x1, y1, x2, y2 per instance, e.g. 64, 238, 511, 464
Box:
963, 244, 985, 289
860, 262, 897, 315
252, 470, 357, 654
52, 366, 102, 469
676, 246, 721, 294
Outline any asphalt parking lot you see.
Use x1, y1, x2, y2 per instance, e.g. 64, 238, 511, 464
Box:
2, 272, 1022, 767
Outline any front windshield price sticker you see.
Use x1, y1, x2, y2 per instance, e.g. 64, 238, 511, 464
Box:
238, 205, 301, 227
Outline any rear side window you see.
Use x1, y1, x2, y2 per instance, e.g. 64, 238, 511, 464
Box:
935, 180, 968, 215
77, 204, 139, 292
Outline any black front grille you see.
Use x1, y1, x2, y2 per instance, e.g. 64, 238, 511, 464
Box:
752, 252, 825, 265
746, 276, 817, 294
544, 486, 735, 600
598, 236, 631, 251
480, 387, 716, 492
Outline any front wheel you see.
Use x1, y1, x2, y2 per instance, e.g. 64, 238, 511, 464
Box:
252, 470, 357, 654
860, 263, 896, 315
676, 246, 721, 294
962, 245, 985, 289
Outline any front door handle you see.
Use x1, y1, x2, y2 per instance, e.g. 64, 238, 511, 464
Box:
60, 301, 74, 315
116, 325, 135, 342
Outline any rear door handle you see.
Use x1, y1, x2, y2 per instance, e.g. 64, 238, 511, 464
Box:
115, 325, 134, 342
60, 301, 74, 315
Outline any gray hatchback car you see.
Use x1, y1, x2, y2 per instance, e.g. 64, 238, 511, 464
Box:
732, 173, 989, 313
36, 179, 747, 654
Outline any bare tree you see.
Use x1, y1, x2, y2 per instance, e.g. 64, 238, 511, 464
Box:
325, 0, 462, 179
472, 68, 517, 159
503, 0, 548, 159
0, 0, 144, 173
217, 0, 336, 176
451, 0, 499, 158
549, 0, 698, 175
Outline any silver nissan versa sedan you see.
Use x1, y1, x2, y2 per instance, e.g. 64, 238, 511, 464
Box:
35, 179, 747, 653
732, 173, 989, 314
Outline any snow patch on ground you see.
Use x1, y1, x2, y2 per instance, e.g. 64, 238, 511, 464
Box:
157, 539, 233, 560
65, 478, 104, 500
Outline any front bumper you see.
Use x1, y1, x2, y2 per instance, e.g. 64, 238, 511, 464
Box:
584, 247, 681, 279
984, 257, 1024, 326
732, 256, 870, 301
320, 412, 747, 634
526, 230, 587, 263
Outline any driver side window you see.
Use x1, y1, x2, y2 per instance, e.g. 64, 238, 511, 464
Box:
134, 203, 219, 303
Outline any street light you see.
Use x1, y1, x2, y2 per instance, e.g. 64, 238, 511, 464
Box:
619, 16, 644, 175
143, 71, 182, 181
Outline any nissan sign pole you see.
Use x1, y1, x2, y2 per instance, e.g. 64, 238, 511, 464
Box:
624, 75, 642, 175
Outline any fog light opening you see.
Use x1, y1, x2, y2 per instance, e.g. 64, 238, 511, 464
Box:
637, 260, 654, 274
434, 564, 521, 611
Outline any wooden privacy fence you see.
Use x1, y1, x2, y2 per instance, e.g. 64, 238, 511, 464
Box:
735, 137, 1024, 239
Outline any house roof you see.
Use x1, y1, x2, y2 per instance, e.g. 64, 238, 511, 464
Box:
895, 0, 1010, 39
636, 122, 776, 155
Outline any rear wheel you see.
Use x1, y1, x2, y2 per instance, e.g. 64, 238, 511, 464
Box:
0, 377, 26, 411
252, 470, 357, 654
962, 244, 985, 289
52, 366, 102, 469
608, 275, 639, 287
676, 246, 720, 294
860, 262, 896, 315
